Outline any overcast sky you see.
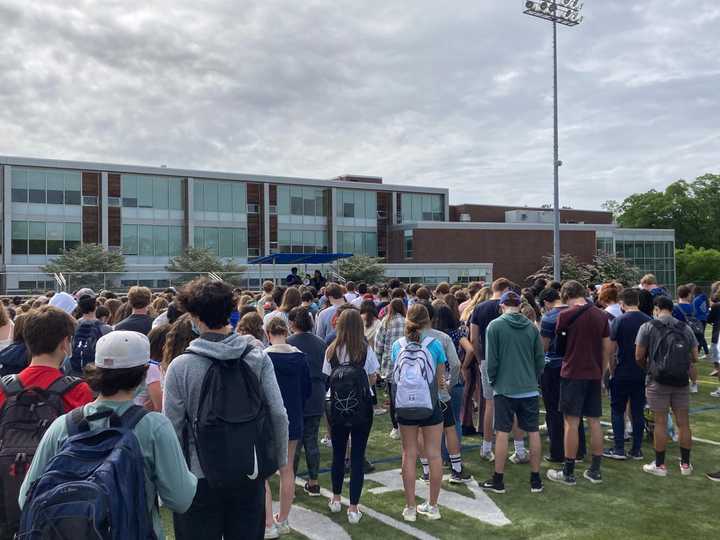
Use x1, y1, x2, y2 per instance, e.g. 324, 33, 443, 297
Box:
1, 0, 718, 209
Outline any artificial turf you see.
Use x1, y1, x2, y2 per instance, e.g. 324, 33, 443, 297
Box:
162, 356, 720, 539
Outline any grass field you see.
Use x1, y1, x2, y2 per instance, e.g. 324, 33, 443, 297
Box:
162, 355, 720, 540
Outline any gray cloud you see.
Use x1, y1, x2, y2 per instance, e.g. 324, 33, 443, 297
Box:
1, 0, 718, 209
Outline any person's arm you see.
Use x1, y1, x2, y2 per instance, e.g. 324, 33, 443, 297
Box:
151, 417, 198, 513
147, 381, 163, 412
602, 337, 613, 376
19, 416, 66, 508
258, 352, 290, 468
443, 335, 461, 388
534, 330, 545, 378
485, 324, 498, 385
635, 323, 650, 369
470, 322, 480, 360
375, 323, 387, 366
459, 337, 475, 369
162, 360, 186, 443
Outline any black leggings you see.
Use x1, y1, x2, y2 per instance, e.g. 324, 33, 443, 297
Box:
331, 420, 373, 505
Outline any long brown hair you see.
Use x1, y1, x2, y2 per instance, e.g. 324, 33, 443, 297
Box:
279, 287, 302, 313
238, 312, 266, 342
327, 309, 367, 368
162, 313, 197, 372
105, 298, 122, 324
383, 298, 406, 328
0, 304, 9, 328
405, 304, 430, 343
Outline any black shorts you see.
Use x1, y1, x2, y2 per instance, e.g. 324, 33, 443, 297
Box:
440, 400, 455, 428
559, 378, 602, 418
397, 401, 443, 427
494, 395, 540, 433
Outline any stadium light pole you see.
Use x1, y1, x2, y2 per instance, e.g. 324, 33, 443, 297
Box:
523, 0, 584, 281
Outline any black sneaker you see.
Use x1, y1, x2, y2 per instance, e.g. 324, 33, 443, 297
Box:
583, 469, 603, 484
546, 469, 576, 486
706, 471, 720, 482
629, 449, 644, 461
543, 455, 565, 464
462, 425, 478, 437
303, 482, 321, 497
449, 467, 472, 484
530, 477, 544, 493
481, 477, 506, 494
603, 448, 627, 460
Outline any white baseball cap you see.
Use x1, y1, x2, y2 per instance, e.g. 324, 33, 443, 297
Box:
94, 331, 150, 369
49, 292, 77, 314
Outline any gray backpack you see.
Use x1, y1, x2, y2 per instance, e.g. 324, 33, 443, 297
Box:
392, 337, 438, 421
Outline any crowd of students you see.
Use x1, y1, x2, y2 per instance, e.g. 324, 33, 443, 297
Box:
0, 273, 717, 539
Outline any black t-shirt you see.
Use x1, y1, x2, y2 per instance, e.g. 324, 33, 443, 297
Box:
114, 314, 154, 336
470, 299, 501, 359
610, 310, 651, 381
287, 332, 327, 417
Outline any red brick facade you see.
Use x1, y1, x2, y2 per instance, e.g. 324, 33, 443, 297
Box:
450, 204, 613, 225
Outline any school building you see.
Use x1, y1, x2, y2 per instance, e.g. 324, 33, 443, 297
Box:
0, 156, 676, 292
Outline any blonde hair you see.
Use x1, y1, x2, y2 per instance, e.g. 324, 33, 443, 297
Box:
461, 286, 490, 321
405, 304, 430, 343
266, 317, 289, 336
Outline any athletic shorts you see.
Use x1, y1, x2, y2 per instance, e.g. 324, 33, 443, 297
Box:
480, 360, 494, 399
646, 381, 690, 412
440, 400, 455, 428
559, 378, 602, 418
494, 395, 540, 433
397, 401, 443, 427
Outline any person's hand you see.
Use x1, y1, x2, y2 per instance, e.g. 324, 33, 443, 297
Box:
439, 378, 447, 391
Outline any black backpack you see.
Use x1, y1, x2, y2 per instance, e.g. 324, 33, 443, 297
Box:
0, 375, 81, 539
0, 343, 29, 377
327, 354, 373, 429
648, 319, 693, 387
189, 349, 277, 488
69, 321, 104, 376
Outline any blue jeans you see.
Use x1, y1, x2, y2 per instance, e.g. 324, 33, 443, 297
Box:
609, 378, 645, 453
442, 383, 464, 460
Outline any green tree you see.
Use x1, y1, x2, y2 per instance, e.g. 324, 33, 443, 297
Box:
526, 254, 595, 286
42, 243, 126, 292
591, 252, 642, 286
338, 255, 385, 284
615, 174, 720, 249
675, 244, 720, 285
166, 248, 246, 285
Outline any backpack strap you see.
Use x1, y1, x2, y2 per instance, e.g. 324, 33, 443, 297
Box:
0, 374, 24, 397
119, 405, 149, 430
46, 375, 83, 396
66, 406, 88, 436
398, 337, 408, 348
420, 336, 435, 349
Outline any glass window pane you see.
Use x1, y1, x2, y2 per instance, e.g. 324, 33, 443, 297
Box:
204, 227, 219, 255
232, 183, 246, 214
204, 182, 218, 212
154, 178, 169, 210
342, 232, 353, 253
138, 177, 153, 208
354, 232, 363, 254
65, 172, 81, 192
194, 181, 204, 212
139, 225, 154, 256
47, 222, 64, 254
154, 226, 169, 256
11, 168, 28, 202
278, 186, 290, 215
65, 222, 81, 241
46, 173, 64, 205
28, 170, 45, 190
122, 224, 138, 255
194, 227, 204, 249
169, 226, 183, 256
233, 228, 247, 257
219, 183, 233, 213
219, 228, 233, 257
291, 230, 302, 249
29, 222, 46, 254
169, 179, 183, 210
11, 221, 28, 254
303, 230, 314, 246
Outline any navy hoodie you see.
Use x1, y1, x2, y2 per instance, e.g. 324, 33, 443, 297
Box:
265, 344, 311, 440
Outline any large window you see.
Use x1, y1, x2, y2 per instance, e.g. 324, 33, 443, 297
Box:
336, 190, 376, 220
122, 175, 182, 209
122, 225, 183, 257
194, 227, 247, 258
615, 239, 675, 290
11, 221, 81, 255
194, 180, 246, 214
597, 237, 614, 255
400, 193, 443, 222
337, 231, 378, 257
278, 229, 327, 254
277, 185, 326, 219
404, 229, 413, 259
11, 168, 81, 206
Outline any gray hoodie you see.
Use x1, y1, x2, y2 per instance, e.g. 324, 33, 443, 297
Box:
425, 328, 461, 402
163, 332, 289, 479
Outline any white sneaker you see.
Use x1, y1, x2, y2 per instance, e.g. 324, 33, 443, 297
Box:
690, 383, 699, 394
273, 514, 290, 535
374, 407, 387, 416
710, 388, 720, 398
539, 423, 547, 433
643, 462, 668, 477
321, 436, 333, 448
480, 449, 495, 462
417, 502, 442, 521
264, 524, 279, 539
389, 428, 400, 440
347, 510, 363, 524
328, 499, 342, 513
402, 506, 417, 522
680, 462, 694, 476
509, 452, 530, 464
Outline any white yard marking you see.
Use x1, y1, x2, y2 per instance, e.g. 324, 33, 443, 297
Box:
272, 502, 351, 540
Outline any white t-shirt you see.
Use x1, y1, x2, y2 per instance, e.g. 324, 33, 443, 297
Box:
322, 346, 380, 396
263, 310, 289, 330
344, 292, 359, 303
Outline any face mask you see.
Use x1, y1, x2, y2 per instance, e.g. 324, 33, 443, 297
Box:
190, 319, 201, 336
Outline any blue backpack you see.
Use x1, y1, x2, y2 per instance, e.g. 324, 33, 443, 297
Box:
18, 406, 155, 540
68, 322, 104, 376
